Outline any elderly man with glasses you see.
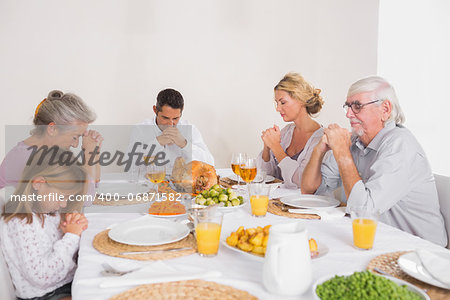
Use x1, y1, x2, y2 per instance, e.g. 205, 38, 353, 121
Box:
301, 76, 447, 247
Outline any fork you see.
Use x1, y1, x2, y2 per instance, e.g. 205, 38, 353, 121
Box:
101, 263, 141, 276
180, 219, 195, 233
373, 267, 392, 277
274, 202, 290, 212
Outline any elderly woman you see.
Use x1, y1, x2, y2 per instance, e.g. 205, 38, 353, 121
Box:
257, 73, 324, 189
0, 90, 103, 197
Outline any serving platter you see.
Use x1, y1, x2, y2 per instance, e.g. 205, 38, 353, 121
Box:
222, 239, 328, 261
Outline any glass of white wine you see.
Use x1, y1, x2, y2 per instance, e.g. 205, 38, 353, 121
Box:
231, 153, 247, 192
240, 157, 257, 187
146, 160, 166, 193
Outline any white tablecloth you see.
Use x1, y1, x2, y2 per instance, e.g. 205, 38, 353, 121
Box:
72, 170, 445, 300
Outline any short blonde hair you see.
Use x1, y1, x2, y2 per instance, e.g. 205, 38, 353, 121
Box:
275, 73, 324, 115
32, 90, 96, 135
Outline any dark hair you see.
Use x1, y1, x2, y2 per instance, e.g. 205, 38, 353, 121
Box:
156, 89, 184, 112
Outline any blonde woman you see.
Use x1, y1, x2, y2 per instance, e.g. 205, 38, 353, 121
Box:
258, 73, 324, 189
0, 90, 102, 197
1, 149, 88, 300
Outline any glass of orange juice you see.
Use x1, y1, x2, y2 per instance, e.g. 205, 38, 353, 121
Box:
351, 207, 379, 250
195, 209, 223, 257
248, 183, 270, 217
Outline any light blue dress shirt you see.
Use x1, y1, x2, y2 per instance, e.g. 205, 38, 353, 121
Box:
317, 121, 447, 247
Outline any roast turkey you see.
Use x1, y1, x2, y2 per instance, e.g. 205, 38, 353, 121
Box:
171, 157, 218, 194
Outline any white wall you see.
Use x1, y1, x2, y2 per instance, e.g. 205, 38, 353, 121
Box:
378, 0, 450, 176
0, 0, 379, 168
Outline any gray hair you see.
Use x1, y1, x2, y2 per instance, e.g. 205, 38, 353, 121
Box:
32, 90, 96, 135
347, 76, 405, 125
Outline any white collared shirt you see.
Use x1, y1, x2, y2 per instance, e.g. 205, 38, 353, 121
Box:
128, 117, 214, 174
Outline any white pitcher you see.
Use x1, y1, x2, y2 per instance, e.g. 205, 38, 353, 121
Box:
262, 222, 312, 295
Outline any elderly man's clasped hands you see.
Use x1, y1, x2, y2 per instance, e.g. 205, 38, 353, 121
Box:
318, 124, 352, 158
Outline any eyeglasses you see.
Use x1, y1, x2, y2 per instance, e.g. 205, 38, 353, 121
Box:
343, 99, 382, 114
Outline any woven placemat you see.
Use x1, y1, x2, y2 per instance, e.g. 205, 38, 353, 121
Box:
219, 176, 282, 189
93, 229, 197, 260
109, 279, 258, 300
268, 199, 320, 219
367, 251, 450, 300
93, 196, 153, 206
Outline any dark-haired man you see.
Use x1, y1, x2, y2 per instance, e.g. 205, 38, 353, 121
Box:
129, 89, 214, 174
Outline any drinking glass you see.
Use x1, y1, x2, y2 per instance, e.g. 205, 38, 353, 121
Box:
231, 153, 246, 191
248, 183, 270, 217
129, 165, 140, 183
254, 169, 266, 183
146, 161, 166, 193
130, 164, 147, 185
195, 209, 223, 257
240, 157, 257, 187
351, 207, 379, 250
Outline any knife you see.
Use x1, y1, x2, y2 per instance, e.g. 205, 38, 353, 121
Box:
119, 247, 192, 255
288, 209, 324, 214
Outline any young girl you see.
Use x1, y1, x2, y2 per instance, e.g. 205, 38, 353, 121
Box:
1, 150, 89, 300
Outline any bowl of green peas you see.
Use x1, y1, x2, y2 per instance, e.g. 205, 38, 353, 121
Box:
313, 271, 429, 300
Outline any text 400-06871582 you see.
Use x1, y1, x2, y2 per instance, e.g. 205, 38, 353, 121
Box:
96, 192, 183, 202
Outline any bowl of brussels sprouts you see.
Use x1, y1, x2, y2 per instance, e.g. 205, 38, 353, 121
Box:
194, 184, 246, 211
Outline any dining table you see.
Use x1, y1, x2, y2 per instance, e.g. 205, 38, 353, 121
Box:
72, 169, 447, 300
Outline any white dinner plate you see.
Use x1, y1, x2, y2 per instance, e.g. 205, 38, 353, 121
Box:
221, 239, 328, 261
232, 182, 282, 193
108, 217, 190, 246
280, 194, 340, 209
96, 182, 150, 198
312, 272, 429, 300
227, 174, 276, 183
398, 251, 450, 290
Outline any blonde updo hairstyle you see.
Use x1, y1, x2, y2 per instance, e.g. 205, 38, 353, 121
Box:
32, 90, 96, 135
274, 73, 324, 116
